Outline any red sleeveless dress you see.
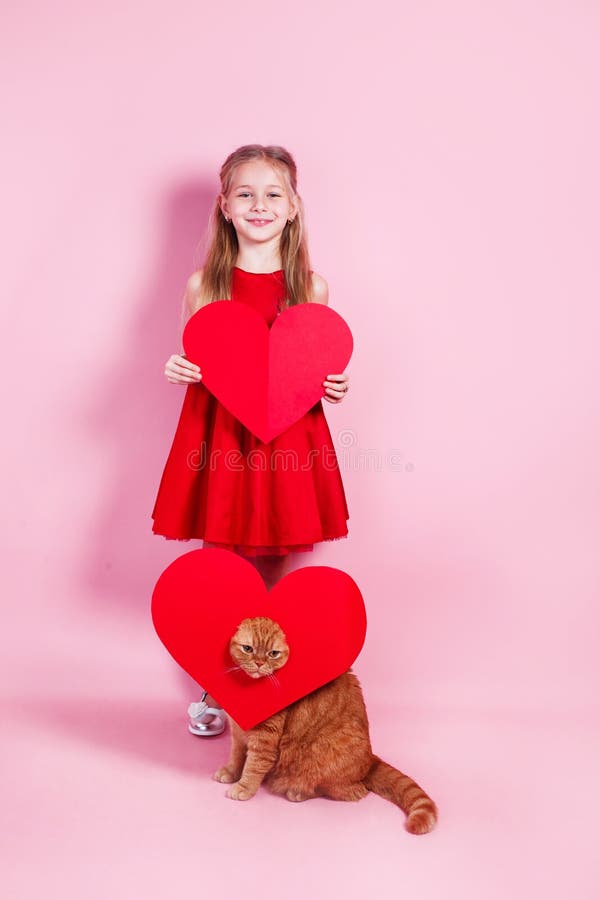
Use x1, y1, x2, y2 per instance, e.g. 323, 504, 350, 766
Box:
151, 266, 349, 556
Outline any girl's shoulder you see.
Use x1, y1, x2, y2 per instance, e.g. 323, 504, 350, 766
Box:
186, 267, 328, 307
308, 270, 329, 305
186, 267, 204, 295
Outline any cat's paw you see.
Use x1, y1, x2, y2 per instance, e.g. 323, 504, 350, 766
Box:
226, 782, 254, 801
213, 766, 238, 783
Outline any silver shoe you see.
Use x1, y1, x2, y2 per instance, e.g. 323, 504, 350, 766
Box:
187, 691, 227, 737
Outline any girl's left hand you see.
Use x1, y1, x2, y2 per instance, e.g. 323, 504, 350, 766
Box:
322, 372, 350, 403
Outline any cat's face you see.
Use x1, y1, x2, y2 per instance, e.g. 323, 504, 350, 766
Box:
229, 617, 290, 680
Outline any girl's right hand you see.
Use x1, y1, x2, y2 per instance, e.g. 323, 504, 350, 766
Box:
164, 353, 202, 384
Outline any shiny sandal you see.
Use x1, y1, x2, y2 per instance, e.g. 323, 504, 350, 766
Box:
187, 691, 227, 737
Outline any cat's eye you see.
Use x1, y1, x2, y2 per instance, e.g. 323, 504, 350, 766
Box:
268, 650, 281, 658
241, 644, 253, 653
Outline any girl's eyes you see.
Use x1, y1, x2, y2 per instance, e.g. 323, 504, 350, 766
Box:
237, 193, 281, 198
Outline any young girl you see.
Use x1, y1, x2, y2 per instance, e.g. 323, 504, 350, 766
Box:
151, 144, 351, 736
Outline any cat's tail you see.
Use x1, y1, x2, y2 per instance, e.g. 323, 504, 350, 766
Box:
363, 755, 438, 834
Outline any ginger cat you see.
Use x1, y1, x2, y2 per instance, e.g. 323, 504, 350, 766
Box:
213, 616, 438, 834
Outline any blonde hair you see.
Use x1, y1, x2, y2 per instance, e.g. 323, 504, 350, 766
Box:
189, 144, 313, 316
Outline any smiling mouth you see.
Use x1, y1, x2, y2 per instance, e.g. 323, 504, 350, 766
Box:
248, 219, 273, 226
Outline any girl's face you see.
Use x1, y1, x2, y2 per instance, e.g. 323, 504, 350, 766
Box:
220, 159, 297, 247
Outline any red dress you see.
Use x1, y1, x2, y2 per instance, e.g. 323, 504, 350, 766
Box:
151, 266, 349, 556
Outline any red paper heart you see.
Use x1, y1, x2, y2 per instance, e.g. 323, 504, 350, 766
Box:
182, 301, 353, 443
151, 549, 366, 730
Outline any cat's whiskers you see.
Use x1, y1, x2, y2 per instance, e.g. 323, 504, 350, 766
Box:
225, 664, 243, 674
267, 672, 281, 689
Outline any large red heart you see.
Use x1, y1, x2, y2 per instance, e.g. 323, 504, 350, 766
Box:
151, 548, 366, 730
182, 301, 353, 443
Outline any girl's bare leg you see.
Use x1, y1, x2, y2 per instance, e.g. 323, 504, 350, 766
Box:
251, 552, 293, 590
190, 543, 295, 730
188, 540, 234, 729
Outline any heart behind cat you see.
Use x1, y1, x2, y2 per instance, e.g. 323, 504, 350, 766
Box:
213, 616, 438, 835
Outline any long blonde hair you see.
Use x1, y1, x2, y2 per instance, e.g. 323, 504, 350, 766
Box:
192, 144, 313, 311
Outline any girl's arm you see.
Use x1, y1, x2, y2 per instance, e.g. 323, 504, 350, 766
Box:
163, 271, 204, 385
310, 272, 350, 403
309, 271, 329, 305
178, 269, 205, 354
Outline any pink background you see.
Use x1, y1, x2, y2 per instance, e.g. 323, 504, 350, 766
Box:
2, 2, 599, 897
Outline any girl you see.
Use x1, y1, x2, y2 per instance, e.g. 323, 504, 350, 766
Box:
151, 144, 351, 736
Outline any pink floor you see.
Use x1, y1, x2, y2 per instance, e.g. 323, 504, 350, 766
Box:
3, 569, 598, 899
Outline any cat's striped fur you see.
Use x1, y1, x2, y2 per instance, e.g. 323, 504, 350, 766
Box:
213, 616, 438, 834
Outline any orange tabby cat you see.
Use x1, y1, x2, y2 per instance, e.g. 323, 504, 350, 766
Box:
213, 616, 438, 834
